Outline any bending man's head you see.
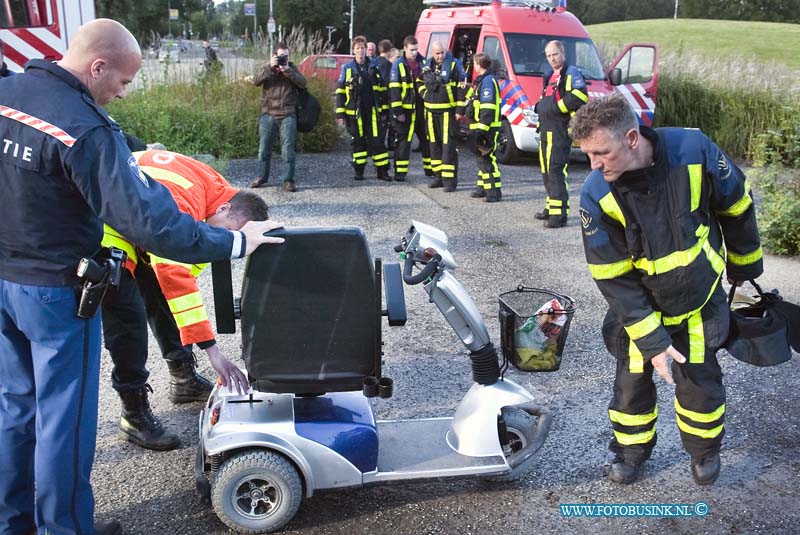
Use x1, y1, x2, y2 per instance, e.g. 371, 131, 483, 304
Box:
570, 94, 642, 183
207, 191, 270, 230
59, 19, 142, 106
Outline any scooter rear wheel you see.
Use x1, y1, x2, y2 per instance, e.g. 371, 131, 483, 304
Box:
212, 449, 302, 534
489, 407, 537, 482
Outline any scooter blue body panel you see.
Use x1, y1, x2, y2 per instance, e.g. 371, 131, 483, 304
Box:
293, 392, 378, 473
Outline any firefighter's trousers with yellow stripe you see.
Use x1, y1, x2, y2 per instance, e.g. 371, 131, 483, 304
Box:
427, 110, 458, 182
538, 126, 571, 217
605, 291, 729, 464
346, 108, 390, 175
476, 129, 501, 194
393, 106, 431, 177
101, 262, 193, 393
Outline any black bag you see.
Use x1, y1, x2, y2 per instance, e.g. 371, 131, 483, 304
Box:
724, 280, 798, 367
296, 88, 321, 133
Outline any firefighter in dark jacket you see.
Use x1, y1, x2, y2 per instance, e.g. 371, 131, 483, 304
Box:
336, 35, 390, 181
574, 94, 763, 486
464, 53, 502, 202
417, 41, 467, 191
534, 40, 588, 228
389, 35, 432, 181
0, 20, 284, 535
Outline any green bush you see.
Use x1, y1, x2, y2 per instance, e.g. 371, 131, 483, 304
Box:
752, 167, 800, 255
653, 73, 798, 164
108, 75, 337, 158
751, 105, 800, 168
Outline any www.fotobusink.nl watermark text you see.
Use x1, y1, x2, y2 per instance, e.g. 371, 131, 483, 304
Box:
560, 501, 710, 518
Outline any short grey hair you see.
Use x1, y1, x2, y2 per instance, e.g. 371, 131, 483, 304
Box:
569, 94, 639, 142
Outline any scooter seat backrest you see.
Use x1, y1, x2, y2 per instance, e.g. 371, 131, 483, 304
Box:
240, 227, 381, 394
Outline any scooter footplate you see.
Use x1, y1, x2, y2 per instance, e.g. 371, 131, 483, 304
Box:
365, 418, 508, 484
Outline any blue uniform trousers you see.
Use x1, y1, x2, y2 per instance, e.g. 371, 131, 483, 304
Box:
0, 279, 100, 535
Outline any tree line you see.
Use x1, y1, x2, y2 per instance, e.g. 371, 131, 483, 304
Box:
96, 0, 798, 47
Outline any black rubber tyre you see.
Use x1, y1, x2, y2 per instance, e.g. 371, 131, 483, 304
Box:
211, 450, 302, 534
489, 407, 538, 482
495, 120, 521, 165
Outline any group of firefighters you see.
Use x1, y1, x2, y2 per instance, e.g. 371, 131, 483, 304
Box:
335, 35, 588, 224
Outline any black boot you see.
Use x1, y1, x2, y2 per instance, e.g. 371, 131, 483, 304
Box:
691, 453, 721, 485
606, 455, 644, 484
535, 210, 550, 220
393, 172, 406, 182
544, 215, 567, 228
442, 179, 458, 192
470, 187, 485, 199
118, 385, 180, 451
428, 177, 444, 188
377, 166, 391, 181
484, 189, 502, 203
95, 520, 123, 535
167, 354, 214, 404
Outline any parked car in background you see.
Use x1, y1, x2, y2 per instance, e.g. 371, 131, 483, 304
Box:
298, 54, 352, 91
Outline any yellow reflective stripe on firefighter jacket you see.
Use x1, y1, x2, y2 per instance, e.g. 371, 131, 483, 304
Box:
335, 59, 388, 121
101, 224, 138, 274
389, 54, 426, 113
465, 72, 501, 132
579, 126, 763, 359
416, 52, 467, 113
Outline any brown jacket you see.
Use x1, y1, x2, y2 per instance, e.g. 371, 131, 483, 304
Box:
253, 62, 307, 118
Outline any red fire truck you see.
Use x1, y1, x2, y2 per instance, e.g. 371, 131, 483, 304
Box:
1, 0, 95, 72
416, 0, 659, 163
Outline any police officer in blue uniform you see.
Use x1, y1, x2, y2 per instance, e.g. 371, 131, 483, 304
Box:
0, 19, 284, 535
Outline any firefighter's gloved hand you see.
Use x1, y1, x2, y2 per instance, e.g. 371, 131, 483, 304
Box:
651, 345, 686, 385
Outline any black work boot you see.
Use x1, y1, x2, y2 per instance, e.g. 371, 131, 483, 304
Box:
167, 354, 214, 404
470, 187, 485, 199
535, 210, 550, 220
393, 172, 406, 182
544, 215, 567, 228
118, 385, 180, 451
95, 520, 123, 535
606, 455, 644, 484
442, 179, 458, 192
377, 166, 391, 181
484, 189, 502, 203
428, 177, 444, 188
691, 453, 721, 485
351, 162, 364, 181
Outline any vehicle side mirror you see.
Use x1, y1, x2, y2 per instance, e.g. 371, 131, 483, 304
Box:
609, 67, 622, 86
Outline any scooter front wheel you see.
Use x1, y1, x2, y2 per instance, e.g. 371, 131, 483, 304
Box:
489, 407, 538, 482
212, 449, 302, 534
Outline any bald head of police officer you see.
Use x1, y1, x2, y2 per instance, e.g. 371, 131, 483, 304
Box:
0, 19, 283, 535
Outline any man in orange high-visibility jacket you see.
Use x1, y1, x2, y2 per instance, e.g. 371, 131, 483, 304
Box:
102, 144, 271, 450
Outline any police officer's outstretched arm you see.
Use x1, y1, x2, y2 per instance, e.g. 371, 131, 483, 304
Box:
67, 130, 284, 264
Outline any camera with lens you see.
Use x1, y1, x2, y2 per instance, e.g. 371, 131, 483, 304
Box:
75, 247, 126, 319
277, 54, 288, 67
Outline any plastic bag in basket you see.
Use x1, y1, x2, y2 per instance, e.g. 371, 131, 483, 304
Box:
514, 298, 567, 370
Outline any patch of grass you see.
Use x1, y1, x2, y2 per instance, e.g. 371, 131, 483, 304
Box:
588, 18, 800, 70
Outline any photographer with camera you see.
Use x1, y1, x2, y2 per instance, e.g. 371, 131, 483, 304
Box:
464, 53, 502, 202
249, 41, 307, 192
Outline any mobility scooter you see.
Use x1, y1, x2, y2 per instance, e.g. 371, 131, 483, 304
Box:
196, 221, 552, 533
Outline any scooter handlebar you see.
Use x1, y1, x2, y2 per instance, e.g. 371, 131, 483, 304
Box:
403, 254, 442, 285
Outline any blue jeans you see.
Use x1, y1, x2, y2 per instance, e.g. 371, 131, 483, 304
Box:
257, 113, 297, 183
0, 280, 101, 534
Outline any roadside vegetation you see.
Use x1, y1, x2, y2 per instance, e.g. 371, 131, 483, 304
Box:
108, 26, 338, 159
592, 19, 800, 256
